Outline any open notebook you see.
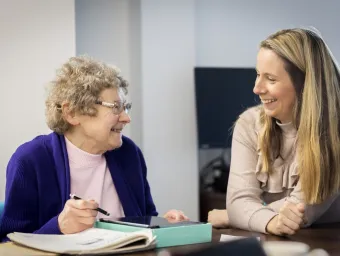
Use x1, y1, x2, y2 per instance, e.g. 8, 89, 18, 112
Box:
7, 228, 156, 255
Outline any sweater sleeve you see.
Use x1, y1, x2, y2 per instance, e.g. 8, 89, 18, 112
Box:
227, 111, 277, 233
227, 109, 340, 232
268, 181, 340, 227
0, 152, 61, 242
137, 148, 158, 216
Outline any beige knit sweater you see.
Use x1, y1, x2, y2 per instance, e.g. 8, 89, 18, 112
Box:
227, 106, 340, 233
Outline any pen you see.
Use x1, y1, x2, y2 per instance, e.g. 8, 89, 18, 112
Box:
70, 194, 110, 216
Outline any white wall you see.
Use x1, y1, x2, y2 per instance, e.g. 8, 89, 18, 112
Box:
140, 0, 199, 219
0, 0, 75, 200
75, 0, 143, 147
196, 0, 340, 67
75, 0, 199, 220
75, 0, 134, 140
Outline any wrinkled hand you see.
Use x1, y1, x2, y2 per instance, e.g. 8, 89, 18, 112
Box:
163, 209, 189, 223
208, 209, 229, 228
58, 199, 98, 234
266, 202, 305, 236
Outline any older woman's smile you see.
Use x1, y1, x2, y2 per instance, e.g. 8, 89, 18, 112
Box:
111, 127, 123, 133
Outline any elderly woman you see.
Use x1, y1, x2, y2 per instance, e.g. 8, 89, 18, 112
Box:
0, 56, 187, 241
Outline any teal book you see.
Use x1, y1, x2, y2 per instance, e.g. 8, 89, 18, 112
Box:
95, 216, 212, 248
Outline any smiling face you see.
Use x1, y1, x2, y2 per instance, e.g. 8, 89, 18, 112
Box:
253, 48, 297, 123
64, 88, 131, 154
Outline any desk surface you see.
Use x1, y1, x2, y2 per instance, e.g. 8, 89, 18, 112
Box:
1, 224, 340, 256
127, 223, 340, 256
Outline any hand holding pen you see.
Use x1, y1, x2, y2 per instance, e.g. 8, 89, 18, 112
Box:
58, 194, 104, 234
70, 194, 110, 216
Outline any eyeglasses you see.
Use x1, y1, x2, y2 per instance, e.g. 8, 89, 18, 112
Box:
95, 100, 132, 115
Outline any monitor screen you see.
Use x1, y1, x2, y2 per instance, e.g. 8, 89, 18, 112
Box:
194, 67, 259, 149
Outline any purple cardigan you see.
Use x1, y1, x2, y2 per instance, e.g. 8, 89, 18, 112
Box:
0, 133, 157, 241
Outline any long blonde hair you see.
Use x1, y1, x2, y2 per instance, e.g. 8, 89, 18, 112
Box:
258, 28, 340, 204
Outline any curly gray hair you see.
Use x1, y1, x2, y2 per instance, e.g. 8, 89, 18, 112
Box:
45, 56, 128, 134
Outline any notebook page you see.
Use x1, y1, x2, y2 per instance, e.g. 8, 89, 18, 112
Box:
8, 228, 152, 254
220, 234, 260, 242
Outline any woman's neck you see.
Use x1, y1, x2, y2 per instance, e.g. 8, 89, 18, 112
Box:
64, 130, 105, 155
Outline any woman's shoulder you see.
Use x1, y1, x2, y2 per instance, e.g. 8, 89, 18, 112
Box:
11, 134, 54, 163
236, 105, 262, 131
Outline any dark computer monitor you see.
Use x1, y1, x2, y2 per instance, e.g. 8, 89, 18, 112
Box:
172, 237, 266, 256
194, 67, 259, 149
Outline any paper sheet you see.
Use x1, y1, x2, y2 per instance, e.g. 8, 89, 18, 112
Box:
220, 234, 260, 242
8, 228, 153, 254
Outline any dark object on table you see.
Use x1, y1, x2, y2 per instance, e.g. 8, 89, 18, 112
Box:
173, 237, 266, 256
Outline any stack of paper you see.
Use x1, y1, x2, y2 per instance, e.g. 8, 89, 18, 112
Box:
8, 228, 156, 255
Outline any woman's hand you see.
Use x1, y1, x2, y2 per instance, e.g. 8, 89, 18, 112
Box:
266, 202, 305, 236
208, 209, 229, 228
163, 209, 189, 223
58, 199, 99, 234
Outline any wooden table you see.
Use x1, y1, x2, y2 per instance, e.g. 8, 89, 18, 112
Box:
126, 223, 340, 256
1, 224, 340, 255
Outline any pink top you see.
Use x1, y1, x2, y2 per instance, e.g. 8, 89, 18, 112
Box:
65, 137, 125, 219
